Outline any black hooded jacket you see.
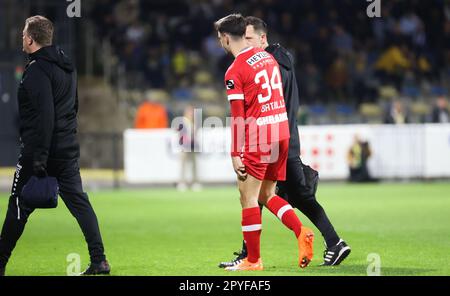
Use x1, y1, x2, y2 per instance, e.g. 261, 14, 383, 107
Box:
18, 45, 80, 164
266, 43, 301, 158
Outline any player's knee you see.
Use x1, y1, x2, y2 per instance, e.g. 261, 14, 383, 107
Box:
258, 190, 273, 206
258, 196, 268, 206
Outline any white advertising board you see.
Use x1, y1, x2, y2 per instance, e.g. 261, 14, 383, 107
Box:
124, 124, 450, 183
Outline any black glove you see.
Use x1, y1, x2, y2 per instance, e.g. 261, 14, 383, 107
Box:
33, 161, 47, 178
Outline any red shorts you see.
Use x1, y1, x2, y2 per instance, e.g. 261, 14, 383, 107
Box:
241, 139, 289, 181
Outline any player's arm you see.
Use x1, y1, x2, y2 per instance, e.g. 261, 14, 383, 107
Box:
230, 100, 245, 157
225, 70, 247, 180
230, 99, 247, 180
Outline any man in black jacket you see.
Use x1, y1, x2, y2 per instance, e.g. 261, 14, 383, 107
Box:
0, 16, 109, 276
219, 16, 350, 268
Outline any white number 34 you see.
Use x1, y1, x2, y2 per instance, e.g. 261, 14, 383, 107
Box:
254, 66, 283, 103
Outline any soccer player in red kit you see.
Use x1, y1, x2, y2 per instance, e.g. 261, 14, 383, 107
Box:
215, 14, 314, 271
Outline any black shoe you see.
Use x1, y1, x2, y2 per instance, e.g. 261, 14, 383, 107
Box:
80, 260, 111, 275
321, 239, 351, 266
218, 249, 247, 268
0, 267, 4, 276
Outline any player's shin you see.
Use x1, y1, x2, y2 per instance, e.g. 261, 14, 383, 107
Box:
241, 207, 262, 263
266, 195, 302, 237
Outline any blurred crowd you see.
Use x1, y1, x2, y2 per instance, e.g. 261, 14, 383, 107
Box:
90, 0, 450, 125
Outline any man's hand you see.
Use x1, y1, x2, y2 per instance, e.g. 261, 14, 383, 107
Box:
232, 156, 247, 181
33, 161, 47, 178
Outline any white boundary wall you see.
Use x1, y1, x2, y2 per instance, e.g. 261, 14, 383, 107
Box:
124, 124, 450, 183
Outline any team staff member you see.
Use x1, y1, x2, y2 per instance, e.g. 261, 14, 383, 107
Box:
220, 17, 351, 268
0, 16, 109, 276
215, 14, 314, 271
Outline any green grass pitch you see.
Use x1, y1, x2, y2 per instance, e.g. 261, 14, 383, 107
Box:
0, 182, 449, 276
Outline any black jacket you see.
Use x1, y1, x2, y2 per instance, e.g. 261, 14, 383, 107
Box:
266, 44, 301, 158
18, 45, 80, 164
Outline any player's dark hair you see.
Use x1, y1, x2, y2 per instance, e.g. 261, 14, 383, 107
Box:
245, 16, 268, 34
25, 15, 54, 46
214, 14, 246, 39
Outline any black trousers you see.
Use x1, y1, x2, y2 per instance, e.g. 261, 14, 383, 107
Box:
349, 165, 372, 182
277, 156, 340, 247
0, 155, 106, 268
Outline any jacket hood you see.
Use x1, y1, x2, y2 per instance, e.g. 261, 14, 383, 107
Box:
29, 45, 74, 73
266, 43, 294, 71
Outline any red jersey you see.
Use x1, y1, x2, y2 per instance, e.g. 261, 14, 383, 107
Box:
225, 47, 290, 151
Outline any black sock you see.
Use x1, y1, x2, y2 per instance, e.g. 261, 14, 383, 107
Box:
241, 240, 248, 255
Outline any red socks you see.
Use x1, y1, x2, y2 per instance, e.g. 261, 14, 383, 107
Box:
242, 198, 302, 263
267, 196, 302, 238
242, 207, 262, 263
